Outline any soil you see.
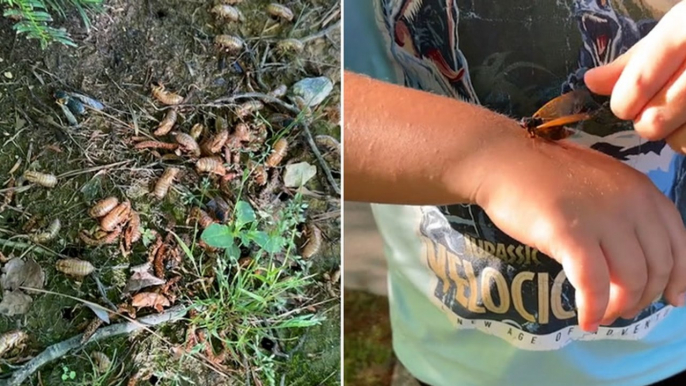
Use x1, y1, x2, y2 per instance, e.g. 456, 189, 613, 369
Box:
0, 0, 340, 384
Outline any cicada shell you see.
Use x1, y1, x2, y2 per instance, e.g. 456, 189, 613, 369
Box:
56, 258, 96, 277
154, 109, 178, 136
175, 133, 201, 157
201, 129, 229, 155
24, 171, 57, 188
153, 167, 179, 199
124, 211, 142, 249
132, 292, 170, 312
91, 351, 111, 372
196, 157, 226, 176
265, 138, 288, 167
215, 35, 244, 52
268, 85, 287, 98
151, 82, 184, 105
134, 141, 179, 150
30, 218, 60, 243
211, 4, 244, 22
81, 318, 103, 344
190, 123, 205, 140
301, 224, 322, 259
233, 122, 251, 142
95, 227, 123, 245
253, 165, 267, 186
266, 3, 294, 21
89, 197, 119, 218
314, 135, 340, 155
190, 207, 216, 229
236, 100, 264, 118
276, 38, 304, 53
0, 330, 27, 358
100, 201, 131, 232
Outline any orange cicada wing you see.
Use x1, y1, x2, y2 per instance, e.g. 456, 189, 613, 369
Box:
535, 113, 593, 129
532, 89, 594, 120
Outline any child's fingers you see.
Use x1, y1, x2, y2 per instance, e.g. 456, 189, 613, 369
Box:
622, 219, 672, 318
598, 230, 648, 324
666, 123, 686, 154
610, 5, 686, 121
555, 237, 610, 332
633, 58, 686, 140
584, 42, 640, 95
656, 195, 686, 307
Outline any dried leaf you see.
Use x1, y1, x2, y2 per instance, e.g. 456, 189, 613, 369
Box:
283, 162, 317, 187
1, 258, 45, 292
124, 264, 166, 293
0, 290, 32, 316
132, 292, 170, 312
85, 303, 111, 324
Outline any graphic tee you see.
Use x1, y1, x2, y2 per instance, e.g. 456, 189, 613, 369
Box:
344, 0, 686, 385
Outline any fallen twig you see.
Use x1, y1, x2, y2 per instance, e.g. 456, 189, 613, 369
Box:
0, 238, 63, 257
301, 19, 341, 43
301, 121, 340, 195
0, 306, 187, 386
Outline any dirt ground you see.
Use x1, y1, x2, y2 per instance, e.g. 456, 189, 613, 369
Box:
0, 0, 340, 385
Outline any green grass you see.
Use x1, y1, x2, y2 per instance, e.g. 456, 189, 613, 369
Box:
344, 289, 393, 386
1, 0, 103, 48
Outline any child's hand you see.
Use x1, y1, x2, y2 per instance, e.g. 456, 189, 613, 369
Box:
472, 139, 686, 332
584, 2, 686, 151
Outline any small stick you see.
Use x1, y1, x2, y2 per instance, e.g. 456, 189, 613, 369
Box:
0, 306, 187, 386
301, 20, 341, 43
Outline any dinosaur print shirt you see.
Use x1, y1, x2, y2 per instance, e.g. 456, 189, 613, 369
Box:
344, 1, 686, 385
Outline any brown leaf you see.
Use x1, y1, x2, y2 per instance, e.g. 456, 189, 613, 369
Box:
124, 263, 166, 293
131, 292, 170, 312
0, 290, 32, 316
1, 257, 45, 292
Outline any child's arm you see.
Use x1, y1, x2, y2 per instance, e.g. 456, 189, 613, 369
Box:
344, 70, 686, 333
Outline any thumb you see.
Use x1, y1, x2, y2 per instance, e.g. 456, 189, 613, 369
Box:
584, 44, 638, 95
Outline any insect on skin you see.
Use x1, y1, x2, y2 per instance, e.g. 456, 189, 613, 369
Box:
301, 224, 322, 259
211, 4, 244, 22
154, 109, 178, 136
89, 197, 119, 218
153, 167, 179, 199
265, 138, 288, 167
237, 100, 264, 118
520, 88, 596, 141
215, 35, 244, 53
24, 171, 58, 188
56, 258, 96, 277
266, 3, 294, 21
151, 82, 184, 105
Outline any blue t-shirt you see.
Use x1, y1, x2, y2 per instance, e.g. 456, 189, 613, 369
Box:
344, 1, 686, 385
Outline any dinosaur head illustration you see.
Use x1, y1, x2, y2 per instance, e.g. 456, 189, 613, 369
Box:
377, 0, 479, 103
572, 0, 642, 67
